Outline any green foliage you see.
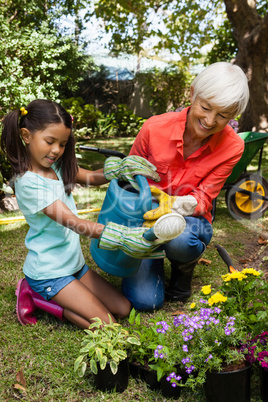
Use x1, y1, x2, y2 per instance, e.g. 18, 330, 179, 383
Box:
61, 97, 103, 131
137, 67, 192, 115
63, 98, 146, 139
91, 1, 221, 61
204, 20, 238, 65
128, 309, 164, 367
218, 269, 268, 335
0, 3, 94, 118
74, 316, 140, 376
110, 104, 146, 136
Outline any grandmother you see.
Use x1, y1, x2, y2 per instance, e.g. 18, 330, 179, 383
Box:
122, 62, 249, 311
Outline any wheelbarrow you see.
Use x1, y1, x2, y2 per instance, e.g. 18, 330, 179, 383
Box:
79, 130, 268, 221
212, 131, 268, 220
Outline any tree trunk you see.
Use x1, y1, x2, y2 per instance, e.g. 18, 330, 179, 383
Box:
224, 0, 268, 133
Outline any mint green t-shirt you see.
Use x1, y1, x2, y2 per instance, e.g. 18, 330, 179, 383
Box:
15, 167, 85, 280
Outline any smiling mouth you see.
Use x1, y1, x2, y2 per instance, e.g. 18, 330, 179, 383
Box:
46, 156, 56, 162
199, 120, 213, 130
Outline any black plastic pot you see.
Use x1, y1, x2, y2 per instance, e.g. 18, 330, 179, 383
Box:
204, 364, 252, 402
93, 358, 129, 393
160, 376, 182, 398
129, 362, 160, 390
261, 367, 268, 402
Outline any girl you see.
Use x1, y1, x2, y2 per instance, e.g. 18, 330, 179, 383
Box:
1, 99, 164, 329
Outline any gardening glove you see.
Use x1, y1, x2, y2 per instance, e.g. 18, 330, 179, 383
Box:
103, 155, 160, 190
98, 222, 166, 259
143, 186, 197, 226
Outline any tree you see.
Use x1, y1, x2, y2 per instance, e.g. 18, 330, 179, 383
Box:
0, 0, 93, 117
223, 0, 268, 132
90, 0, 268, 132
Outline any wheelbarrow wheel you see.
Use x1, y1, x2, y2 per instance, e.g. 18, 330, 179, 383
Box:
225, 173, 268, 220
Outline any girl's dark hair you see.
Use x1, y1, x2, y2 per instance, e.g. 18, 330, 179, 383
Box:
1, 99, 78, 195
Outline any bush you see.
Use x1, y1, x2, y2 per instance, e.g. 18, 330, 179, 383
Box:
137, 66, 193, 115
62, 98, 145, 139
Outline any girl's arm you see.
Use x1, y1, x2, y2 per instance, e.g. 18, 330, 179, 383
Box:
43, 199, 104, 238
76, 167, 108, 187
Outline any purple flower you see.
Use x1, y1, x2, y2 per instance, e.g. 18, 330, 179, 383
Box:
182, 344, 188, 352
182, 357, 191, 364
205, 354, 213, 362
186, 365, 195, 374
156, 321, 169, 334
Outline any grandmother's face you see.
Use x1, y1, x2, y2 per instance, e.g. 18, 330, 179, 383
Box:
187, 91, 236, 140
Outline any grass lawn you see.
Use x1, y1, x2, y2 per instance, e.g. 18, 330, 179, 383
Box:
0, 138, 267, 401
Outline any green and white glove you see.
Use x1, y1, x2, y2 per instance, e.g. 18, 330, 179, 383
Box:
103, 155, 160, 190
98, 222, 166, 259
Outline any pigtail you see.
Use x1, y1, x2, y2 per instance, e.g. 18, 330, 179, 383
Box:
56, 131, 78, 195
1, 110, 30, 175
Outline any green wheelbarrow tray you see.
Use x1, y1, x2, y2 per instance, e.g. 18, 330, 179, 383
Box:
226, 132, 268, 184
217, 131, 268, 220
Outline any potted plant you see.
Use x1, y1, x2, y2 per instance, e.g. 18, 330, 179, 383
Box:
180, 267, 268, 401
74, 316, 140, 393
128, 308, 163, 390
128, 309, 195, 398
240, 331, 268, 401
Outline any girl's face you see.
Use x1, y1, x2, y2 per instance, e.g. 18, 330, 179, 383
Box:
21, 123, 71, 174
186, 90, 235, 140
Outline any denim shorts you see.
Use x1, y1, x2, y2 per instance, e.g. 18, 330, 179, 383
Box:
25, 264, 90, 301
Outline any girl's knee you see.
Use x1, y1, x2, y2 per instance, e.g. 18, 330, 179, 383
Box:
117, 298, 132, 318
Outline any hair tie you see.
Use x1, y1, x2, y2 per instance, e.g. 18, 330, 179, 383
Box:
20, 107, 28, 116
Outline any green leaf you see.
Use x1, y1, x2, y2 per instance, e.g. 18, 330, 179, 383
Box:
127, 336, 141, 345
74, 355, 84, 372
110, 360, 118, 375
77, 362, 87, 377
128, 308, 136, 325
100, 356, 107, 370
95, 347, 103, 361
90, 359, 98, 375
116, 350, 127, 359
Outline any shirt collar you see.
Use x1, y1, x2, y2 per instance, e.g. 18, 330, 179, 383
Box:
170, 106, 190, 143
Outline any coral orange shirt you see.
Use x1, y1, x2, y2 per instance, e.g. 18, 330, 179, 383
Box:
129, 107, 244, 224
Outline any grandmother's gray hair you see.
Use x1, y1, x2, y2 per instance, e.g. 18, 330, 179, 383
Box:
191, 62, 249, 117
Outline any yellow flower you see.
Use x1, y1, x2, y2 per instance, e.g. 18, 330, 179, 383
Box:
201, 284, 212, 295
208, 292, 227, 306
241, 268, 261, 276
190, 303, 196, 309
221, 272, 247, 282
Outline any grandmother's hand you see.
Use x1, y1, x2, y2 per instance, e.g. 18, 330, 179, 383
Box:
143, 186, 197, 226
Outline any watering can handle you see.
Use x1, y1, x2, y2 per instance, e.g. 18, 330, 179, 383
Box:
135, 175, 152, 215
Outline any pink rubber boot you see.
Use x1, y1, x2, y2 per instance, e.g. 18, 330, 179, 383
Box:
15, 278, 64, 325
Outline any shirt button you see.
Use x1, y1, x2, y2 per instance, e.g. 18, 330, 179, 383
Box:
172, 185, 176, 191
47, 287, 52, 292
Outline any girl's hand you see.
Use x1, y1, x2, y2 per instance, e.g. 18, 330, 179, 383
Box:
98, 222, 166, 259
103, 155, 160, 190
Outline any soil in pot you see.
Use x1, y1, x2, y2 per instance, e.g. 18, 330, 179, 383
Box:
93, 358, 129, 393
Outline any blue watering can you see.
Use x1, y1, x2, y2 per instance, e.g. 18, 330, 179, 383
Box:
90, 175, 155, 277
